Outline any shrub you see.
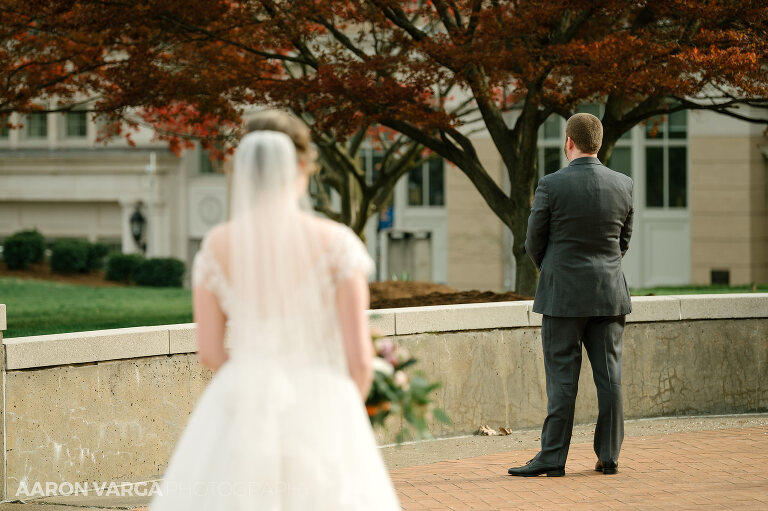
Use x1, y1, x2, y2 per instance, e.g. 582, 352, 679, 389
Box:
86, 242, 110, 271
134, 257, 186, 287
106, 253, 145, 283
2, 230, 46, 269
50, 239, 90, 273
20, 230, 46, 263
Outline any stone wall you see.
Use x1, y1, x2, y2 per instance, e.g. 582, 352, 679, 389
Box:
0, 294, 766, 498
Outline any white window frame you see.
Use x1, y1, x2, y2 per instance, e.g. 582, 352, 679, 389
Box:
641, 111, 688, 210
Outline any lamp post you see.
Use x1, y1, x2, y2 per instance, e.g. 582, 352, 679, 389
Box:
144, 152, 157, 257
129, 204, 146, 253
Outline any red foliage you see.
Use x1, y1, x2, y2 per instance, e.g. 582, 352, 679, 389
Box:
2, 1, 767, 294
1, 1, 765, 151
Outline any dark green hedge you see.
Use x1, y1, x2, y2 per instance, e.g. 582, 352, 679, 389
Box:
2, 230, 45, 269
87, 242, 110, 271
134, 258, 186, 288
50, 239, 90, 273
106, 254, 146, 284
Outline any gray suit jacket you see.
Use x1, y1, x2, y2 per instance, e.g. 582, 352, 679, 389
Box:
525, 156, 634, 317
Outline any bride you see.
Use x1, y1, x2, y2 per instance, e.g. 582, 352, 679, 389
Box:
150, 112, 400, 510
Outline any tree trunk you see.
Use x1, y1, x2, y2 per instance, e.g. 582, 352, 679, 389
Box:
511, 205, 538, 297
506, 104, 542, 297
515, 248, 538, 298
508, 193, 539, 297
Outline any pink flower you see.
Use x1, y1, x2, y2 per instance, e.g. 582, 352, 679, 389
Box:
375, 338, 395, 359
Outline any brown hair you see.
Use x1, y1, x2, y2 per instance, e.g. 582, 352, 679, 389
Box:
565, 113, 603, 154
245, 110, 319, 175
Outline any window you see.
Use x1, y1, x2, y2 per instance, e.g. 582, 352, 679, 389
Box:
370, 152, 384, 183
359, 150, 394, 228
607, 146, 632, 177
644, 111, 687, 208
427, 158, 444, 206
360, 148, 445, 208
538, 114, 566, 178
26, 112, 48, 138
0, 118, 8, 139
358, 149, 385, 185
65, 111, 87, 138
542, 147, 562, 176
200, 149, 214, 174
541, 114, 561, 139
408, 158, 444, 207
408, 166, 423, 205
199, 145, 223, 174
576, 103, 600, 117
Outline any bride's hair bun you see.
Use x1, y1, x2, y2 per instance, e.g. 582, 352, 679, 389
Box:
245, 110, 319, 175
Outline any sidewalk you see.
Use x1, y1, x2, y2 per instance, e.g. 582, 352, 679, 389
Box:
2, 414, 766, 510
391, 426, 768, 510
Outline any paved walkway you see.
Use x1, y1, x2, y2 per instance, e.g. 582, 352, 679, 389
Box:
2, 418, 766, 510
390, 426, 768, 510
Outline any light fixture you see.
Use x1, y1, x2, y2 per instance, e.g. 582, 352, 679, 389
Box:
129, 204, 146, 251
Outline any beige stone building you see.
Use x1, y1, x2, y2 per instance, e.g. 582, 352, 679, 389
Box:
437, 108, 768, 290
0, 111, 228, 266
0, 108, 765, 290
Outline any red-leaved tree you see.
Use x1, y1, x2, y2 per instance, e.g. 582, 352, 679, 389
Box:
2, 0, 767, 293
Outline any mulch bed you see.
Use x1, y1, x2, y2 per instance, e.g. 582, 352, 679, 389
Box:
0, 262, 121, 287
369, 281, 532, 309
3, 265, 532, 307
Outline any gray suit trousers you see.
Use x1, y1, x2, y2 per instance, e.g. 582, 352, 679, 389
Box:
539, 315, 625, 467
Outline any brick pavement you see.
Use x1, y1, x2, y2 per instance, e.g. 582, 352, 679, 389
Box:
3, 425, 765, 510
390, 426, 768, 510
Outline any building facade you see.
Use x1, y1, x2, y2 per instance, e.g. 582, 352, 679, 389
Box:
0, 111, 228, 268
1, 108, 765, 290
435, 108, 768, 290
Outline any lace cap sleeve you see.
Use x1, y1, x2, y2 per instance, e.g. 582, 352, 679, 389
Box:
331, 225, 375, 284
191, 237, 229, 302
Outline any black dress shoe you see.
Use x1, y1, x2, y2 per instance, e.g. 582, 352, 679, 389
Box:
508, 457, 565, 477
595, 460, 618, 475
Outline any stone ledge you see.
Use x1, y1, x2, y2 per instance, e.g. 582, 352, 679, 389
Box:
2, 294, 766, 369
164, 313, 398, 356
0, 303, 5, 331
528, 296, 684, 326
3, 325, 169, 370
368, 310, 395, 337
392, 302, 529, 335
627, 296, 682, 323
168, 323, 196, 354
524, 301, 543, 327
679, 294, 768, 320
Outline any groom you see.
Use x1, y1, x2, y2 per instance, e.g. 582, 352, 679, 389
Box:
508, 113, 634, 477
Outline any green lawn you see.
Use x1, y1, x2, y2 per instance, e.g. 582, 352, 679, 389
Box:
0, 277, 192, 338
630, 284, 767, 296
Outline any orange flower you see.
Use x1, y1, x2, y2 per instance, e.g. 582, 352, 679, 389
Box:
366, 402, 392, 416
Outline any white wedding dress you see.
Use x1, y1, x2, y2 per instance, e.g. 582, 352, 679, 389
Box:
150, 131, 400, 511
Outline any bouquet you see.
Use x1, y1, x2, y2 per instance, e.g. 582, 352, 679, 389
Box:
365, 331, 450, 442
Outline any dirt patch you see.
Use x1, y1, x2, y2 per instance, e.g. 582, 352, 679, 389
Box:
3, 266, 532, 307
370, 281, 531, 309
0, 262, 122, 287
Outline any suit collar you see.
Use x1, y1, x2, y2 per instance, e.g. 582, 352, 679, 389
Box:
568, 156, 602, 167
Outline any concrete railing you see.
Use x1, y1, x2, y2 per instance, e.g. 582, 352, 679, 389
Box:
0, 294, 766, 499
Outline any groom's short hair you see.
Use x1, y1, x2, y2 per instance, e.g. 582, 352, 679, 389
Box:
566, 113, 603, 154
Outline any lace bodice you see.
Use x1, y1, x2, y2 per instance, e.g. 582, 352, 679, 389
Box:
191, 222, 374, 316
